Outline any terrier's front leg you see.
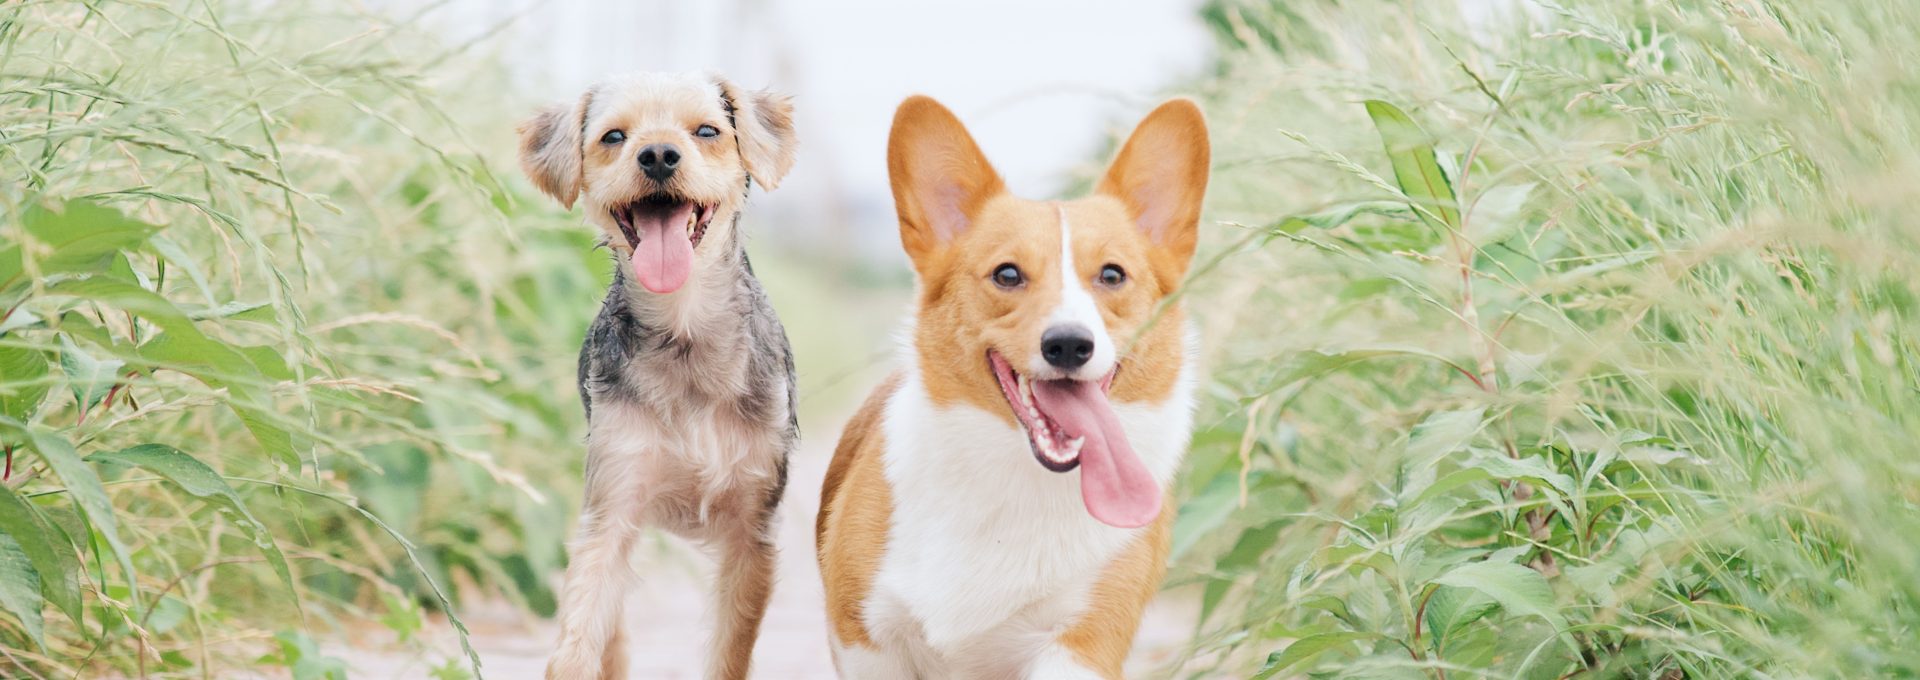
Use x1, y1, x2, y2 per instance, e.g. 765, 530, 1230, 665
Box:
704, 526, 778, 680
546, 509, 637, 679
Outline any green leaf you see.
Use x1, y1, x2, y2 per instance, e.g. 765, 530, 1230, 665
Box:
45, 276, 195, 334
1200, 521, 1282, 623
88, 444, 297, 608
183, 300, 272, 321
20, 200, 158, 275
1265, 200, 1415, 235
59, 334, 125, 414
1364, 100, 1460, 233
147, 233, 217, 305
1406, 468, 1499, 511
0, 534, 46, 649
1406, 450, 1576, 512
1423, 585, 1498, 645
9, 423, 138, 608
1465, 183, 1535, 246
43, 276, 300, 465
267, 630, 349, 680
1254, 631, 1376, 679
1406, 407, 1486, 464
1431, 559, 1577, 656
0, 485, 82, 621
1172, 473, 1241, 559
1466, 452, 1576, 497
0, 345, 51, 421
135, 332, 300, 465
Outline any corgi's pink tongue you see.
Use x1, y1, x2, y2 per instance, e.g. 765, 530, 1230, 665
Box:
1031, 379, 1162, 528
628, 202, 696, 293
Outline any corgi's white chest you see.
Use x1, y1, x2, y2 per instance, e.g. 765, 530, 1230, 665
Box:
863, 365, 1194, 671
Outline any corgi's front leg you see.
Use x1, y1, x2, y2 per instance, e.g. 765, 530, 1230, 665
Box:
830, 637, 922, 680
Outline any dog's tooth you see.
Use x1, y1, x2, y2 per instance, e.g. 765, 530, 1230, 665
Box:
1066, 436, 1085, 455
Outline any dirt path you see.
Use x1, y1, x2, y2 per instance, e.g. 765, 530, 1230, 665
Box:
336, 435, 1196, 679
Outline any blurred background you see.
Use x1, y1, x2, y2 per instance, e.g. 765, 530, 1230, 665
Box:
451, 0, 1215, 262
7, 0, 1920, 678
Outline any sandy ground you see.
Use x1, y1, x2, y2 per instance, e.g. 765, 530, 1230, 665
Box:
332, 434, 1196, 679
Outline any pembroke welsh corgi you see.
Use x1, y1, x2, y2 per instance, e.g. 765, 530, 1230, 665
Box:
815, 95, 1209, 679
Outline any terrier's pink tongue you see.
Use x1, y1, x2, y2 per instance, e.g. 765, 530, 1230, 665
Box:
628, 203, 695, 293
1030, 379, 1162, 528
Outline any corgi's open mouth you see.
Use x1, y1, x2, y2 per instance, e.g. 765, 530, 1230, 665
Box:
988, 350, 1162, 528
611, 195, 717, 294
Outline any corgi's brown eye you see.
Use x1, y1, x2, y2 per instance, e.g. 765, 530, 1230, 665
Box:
1098, 264, 1126, 287
600, 129, 626, 145
991, 263, 1025, 289
696, 124, 720, 138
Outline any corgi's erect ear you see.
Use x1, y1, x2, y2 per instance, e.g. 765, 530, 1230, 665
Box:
888, 95, 1005, 269
1096, 98, 1210, 269
517, 89, 595, 209
716, 77, 798, 190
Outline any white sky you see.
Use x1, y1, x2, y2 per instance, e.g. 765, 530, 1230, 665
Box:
432, 0, 1212, 256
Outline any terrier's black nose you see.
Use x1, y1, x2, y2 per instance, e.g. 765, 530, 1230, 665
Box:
1041, 325, 1095, 370
637, 144, 680, 182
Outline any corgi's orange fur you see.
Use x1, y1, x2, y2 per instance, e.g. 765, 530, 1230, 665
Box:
816, 96, 1209, 678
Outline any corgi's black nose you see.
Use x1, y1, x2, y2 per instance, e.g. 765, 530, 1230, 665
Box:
1041, 325, 1095, 370
637, 144, 680, 182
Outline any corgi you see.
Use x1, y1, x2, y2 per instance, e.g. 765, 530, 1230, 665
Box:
815, 95, 1209, 679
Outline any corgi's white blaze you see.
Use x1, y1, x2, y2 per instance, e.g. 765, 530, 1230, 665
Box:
1035, 206, 1118, 380
859, 338, 1197, 676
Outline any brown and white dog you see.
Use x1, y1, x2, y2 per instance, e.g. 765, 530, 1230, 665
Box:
519, 72, 798, 680
815, 96, 1209, 678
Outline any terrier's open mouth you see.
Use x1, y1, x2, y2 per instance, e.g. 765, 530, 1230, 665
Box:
609, 194, 717, 294
612, 194, 715, 251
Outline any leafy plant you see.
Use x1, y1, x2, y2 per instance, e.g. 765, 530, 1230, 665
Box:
1168, 0, 1920, 677
0, 1, 602, 675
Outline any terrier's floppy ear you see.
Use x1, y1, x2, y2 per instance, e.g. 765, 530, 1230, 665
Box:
888, 95, 1005, 270
1096, 98, 1210, 272
715, 78, 797, 190
517, 89, 594, 209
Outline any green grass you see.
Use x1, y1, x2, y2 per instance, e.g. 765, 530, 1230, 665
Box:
1166, 0, 1920, 677
0, 2, 598, 676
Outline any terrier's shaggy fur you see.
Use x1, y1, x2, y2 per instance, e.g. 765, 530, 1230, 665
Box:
518, 71, 798, 680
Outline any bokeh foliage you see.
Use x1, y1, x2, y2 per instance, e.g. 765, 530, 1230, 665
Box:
1170, 0, 1920, 677
1, 1, 602, 675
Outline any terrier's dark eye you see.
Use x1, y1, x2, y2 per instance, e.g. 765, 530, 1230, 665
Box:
600, 129, 626, 145
1098, 264, 1127, 288
696, 124, 720, 139
991, 263, 1025, 289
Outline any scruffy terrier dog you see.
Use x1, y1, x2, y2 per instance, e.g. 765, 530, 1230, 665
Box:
517, 72, 798, 680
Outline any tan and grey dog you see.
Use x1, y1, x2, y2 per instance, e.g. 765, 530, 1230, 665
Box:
517, 72, 798, 680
